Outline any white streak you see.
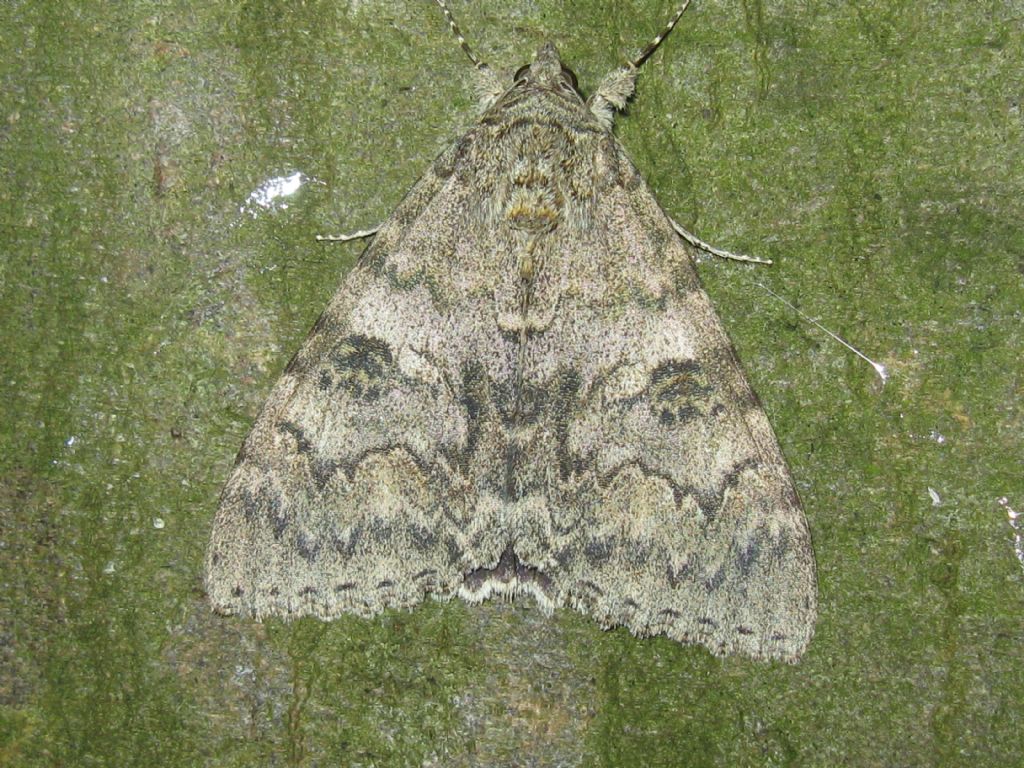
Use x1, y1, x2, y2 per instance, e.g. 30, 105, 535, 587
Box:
998, 497, 1024, 573
755, 282, 889, 384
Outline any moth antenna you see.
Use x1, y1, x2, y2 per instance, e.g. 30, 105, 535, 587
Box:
589, 1, 694, 127
754, 281, 889, 383
433, 0, 505, 108
433, 0, 487, 70
632, 0, 694, 69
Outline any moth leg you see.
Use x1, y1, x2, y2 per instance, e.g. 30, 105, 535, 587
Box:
669, 217, 771, 265
315, 225, 382, 243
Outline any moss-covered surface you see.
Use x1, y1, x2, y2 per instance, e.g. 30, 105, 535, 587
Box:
1, 1, 1021, 765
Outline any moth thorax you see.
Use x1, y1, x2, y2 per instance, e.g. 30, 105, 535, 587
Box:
506, 186, 562, 233
505, 150, 564, 234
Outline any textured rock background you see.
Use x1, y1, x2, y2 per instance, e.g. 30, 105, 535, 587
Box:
1, 1, 1021, 765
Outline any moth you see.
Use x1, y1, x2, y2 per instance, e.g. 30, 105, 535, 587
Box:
206, 0, 817, 662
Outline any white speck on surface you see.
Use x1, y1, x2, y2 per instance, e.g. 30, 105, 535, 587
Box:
232, 665, 255, 686
928, 487, 941, 506
239, 171, 311, 218
998, 497, 1024, 573
153, 517, 165, 530
103, 561, 116, 575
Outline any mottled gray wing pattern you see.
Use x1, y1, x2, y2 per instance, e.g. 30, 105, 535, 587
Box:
206, 140, 515, 619
207, 42, 817, 661
524, 142, 816, 661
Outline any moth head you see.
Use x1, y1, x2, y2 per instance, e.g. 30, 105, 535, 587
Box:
507, 42, 638, 131
511, 42, 582, 99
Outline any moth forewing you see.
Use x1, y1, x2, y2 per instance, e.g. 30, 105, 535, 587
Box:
206, 1, 816, 662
